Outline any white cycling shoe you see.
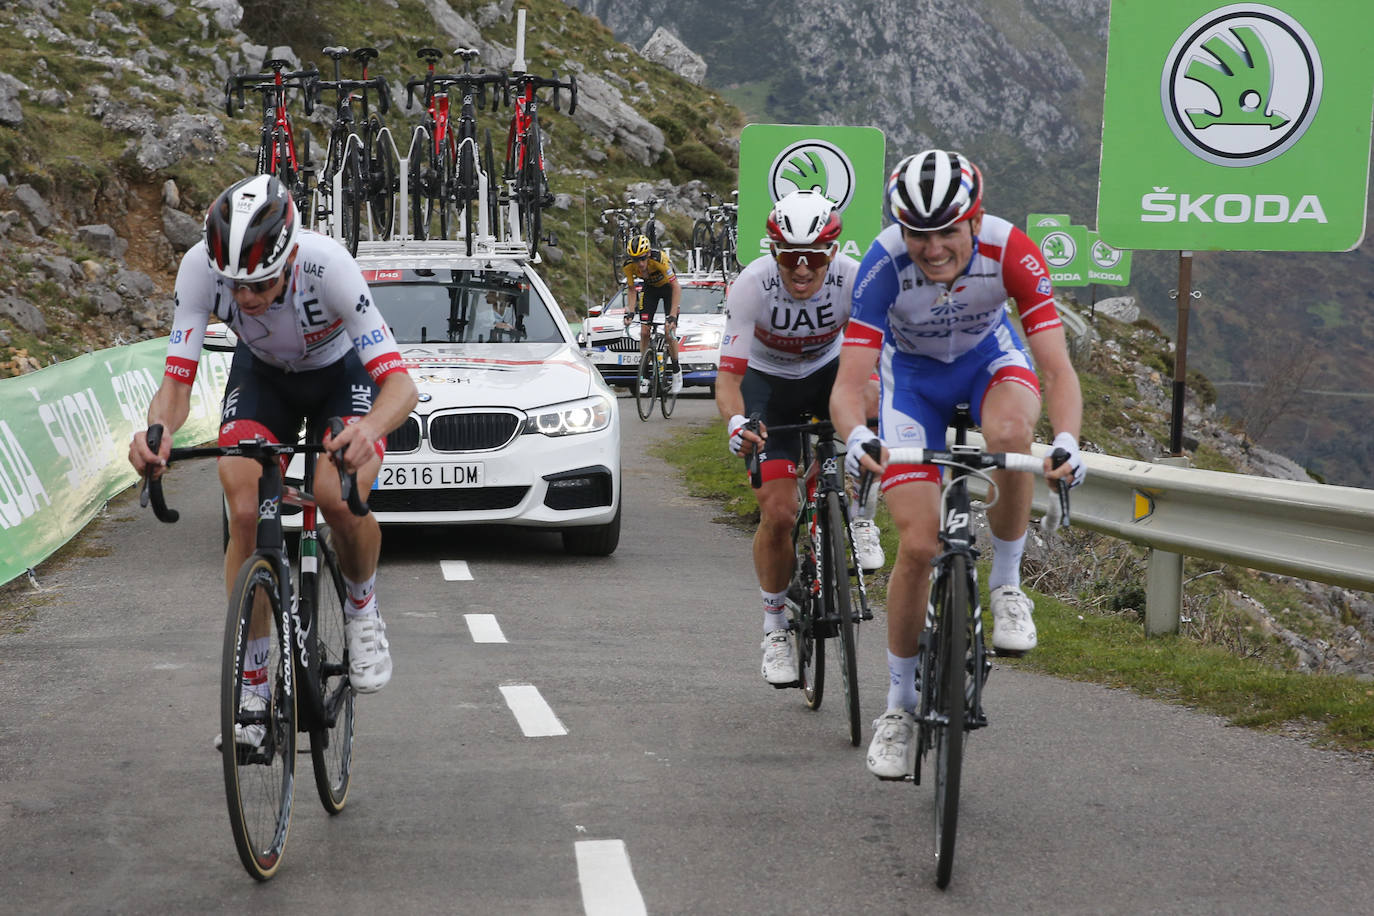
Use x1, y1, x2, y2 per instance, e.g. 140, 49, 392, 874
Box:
669, 371, 684, 395
866, 708, 916, 780
990, 585, 1038, 654
761, 629, 799, 687
849, 519, 885, 571
214, 690, 268, 752
346, 614, 393, 693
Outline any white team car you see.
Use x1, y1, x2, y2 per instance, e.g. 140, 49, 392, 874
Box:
580, 271, 728, 392
207, 240, 622, 556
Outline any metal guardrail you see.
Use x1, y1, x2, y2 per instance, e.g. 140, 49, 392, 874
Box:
961, 434, 1374, 632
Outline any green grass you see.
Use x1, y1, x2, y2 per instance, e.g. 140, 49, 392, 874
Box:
655, 414, 1374, 753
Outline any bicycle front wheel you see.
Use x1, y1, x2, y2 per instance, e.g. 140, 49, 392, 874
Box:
658, 347, 677, 418
823, 492, 861, 746
221, 556, 296, 882
308, 530, 355, 814
634, 347, 656, 421
932, 554, 969, 889
691, 220, 714, 273
366, 123, 395, 240
339, 148, 364, 255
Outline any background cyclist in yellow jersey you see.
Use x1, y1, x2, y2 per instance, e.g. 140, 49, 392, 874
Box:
621, 234, 684, 395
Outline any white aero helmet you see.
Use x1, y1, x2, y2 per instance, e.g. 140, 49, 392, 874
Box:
204, 174, 299, 282
885, 149, 983, 231
766, 188, 843, 249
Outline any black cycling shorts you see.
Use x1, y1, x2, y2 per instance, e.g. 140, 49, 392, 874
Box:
219, 344, 378, 446
633, 284, 672, 322
740, 358, 838, 479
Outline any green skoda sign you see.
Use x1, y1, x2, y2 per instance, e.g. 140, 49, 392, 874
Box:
1026, 213, 1072, 229
1028, 224, 1091, 287
1098, 1, 1374, 251
737, 124, 886, 266
1087, 231, 1133, 286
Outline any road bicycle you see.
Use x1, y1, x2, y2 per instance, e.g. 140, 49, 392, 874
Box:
140, 418, 369, 881
603, 197, 661, 282
503, 69, 576, 258
311, 46, 394, 254
225, 59, 320, 216
746, 414, 874, 746
885, 404, 1070, 888
351, 47, 398, 241
405, 47, 456, 241
691, 190, 738, 277
423, 49, 507, 256
625, 317, 677, 421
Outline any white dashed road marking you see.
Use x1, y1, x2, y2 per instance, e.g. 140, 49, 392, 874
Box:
576, 839, 647, 916
464, 613, 507, 643
441, 560, 473, 581
499, 684, 568, 737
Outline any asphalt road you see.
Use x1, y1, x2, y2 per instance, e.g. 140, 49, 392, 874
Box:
3, 391, 1374, 913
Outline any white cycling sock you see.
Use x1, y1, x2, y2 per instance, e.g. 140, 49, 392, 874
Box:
886, 650, 920, 713
344, 573, 378, 619
245, 637, 271, 700
988, 533, 1026, 591
761, 587, 787, 633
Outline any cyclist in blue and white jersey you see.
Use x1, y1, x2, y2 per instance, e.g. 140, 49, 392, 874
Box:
829, 150, 1084, 779
715, 189, 882, 688
129, 175, 418, 713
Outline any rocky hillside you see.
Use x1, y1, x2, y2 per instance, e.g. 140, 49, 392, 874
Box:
568, 0, 1374, 489
0, 0, 744, 371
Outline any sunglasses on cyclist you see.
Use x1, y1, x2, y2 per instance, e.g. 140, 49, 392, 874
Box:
773, 247, 832, 271
232, 272, 284, 294
631, 255, 649, 263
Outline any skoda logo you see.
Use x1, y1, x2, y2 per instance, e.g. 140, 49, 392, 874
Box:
1161, 4, 1322, 167
1091, 239, 1122, 269
768, 140, 855, 211
1039, 230, 1077, 268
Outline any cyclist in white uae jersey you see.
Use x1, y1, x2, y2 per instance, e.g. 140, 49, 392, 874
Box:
829, 150, 1083, 780
715, 189, 883, 688
129, 175, 418, 714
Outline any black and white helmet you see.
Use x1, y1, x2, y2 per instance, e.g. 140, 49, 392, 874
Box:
204, 174, 299, 282
765, 189, 843, 248
885, 149, 983, 232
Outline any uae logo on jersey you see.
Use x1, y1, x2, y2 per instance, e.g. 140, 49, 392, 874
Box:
1161, 4, 1322, 167
768, 140, 856, 211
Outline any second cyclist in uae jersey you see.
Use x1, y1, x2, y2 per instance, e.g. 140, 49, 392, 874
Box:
719, 251, 860, 379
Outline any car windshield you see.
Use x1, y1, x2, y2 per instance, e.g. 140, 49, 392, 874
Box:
603, 285, 724, 315
371, 269, 565, 344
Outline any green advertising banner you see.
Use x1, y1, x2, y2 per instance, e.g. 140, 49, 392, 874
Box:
1026, 213, 1072, 229
1028, 224, 1091, 287
1098, 0, 1374, 251
1087, 230, 1134, 285
737, 124, 887, 266
0, 340, 231, 585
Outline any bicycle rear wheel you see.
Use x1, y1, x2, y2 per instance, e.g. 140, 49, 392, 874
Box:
823, 492, 861, 746
458, 139, 477, 256
339, 147, 363, 255
483, 128, 499, 239
658, 346, 677, 418
221, 556, 295, 882
634, 347, 656, 421
308, 530, 355, 814
366, 123, 395, 240
791, 505, 824, 708
691, 220, 714, 273
932, 554, 969, 889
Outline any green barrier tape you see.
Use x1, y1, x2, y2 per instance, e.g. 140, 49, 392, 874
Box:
0, 339, 231, 586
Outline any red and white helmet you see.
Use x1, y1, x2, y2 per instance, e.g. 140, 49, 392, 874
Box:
885, 149, 983, 231
204, 174, 299, 282
766, 189, 842, 249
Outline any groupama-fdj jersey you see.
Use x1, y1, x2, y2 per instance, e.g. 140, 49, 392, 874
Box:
844, 214, 1064, 487
844, 215, 1060, 361
720, 252, 860, 380
164, 230, 405, 386
621, 249, 676, 288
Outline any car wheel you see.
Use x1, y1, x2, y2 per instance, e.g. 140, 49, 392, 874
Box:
561, 498, 621, 556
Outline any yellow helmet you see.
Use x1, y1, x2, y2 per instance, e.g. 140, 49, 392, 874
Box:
626, 234, 651, 258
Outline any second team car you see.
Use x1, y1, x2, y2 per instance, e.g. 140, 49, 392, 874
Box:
580, 271, 728, 392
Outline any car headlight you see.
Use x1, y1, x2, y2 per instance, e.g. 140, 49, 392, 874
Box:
523, 395, 614, 437
682, 330, 723, 348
